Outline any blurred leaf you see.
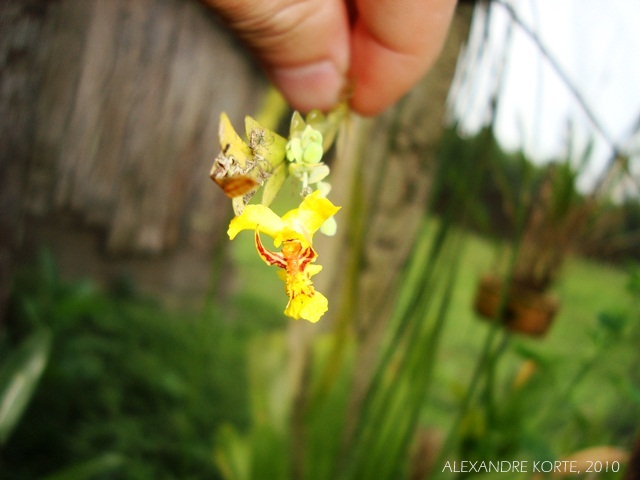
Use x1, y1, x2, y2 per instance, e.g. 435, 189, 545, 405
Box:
597, 311, 627, 335
511, 342, 551, 367
252, 86, 288, 131
611, 372, 640, 406
246, 333, 292, 433
215, 424, 251, 480
0, 329, 51, 445
250, 425, 289, 480
39, 453, 125, 480
627, 264, 640, 296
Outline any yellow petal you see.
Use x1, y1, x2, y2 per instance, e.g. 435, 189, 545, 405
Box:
218, 112, 253, 169
305, 264, 322, 277
227, 204, 284, 240
274, 226, 308, 247
284, 290, 328, 323
282, 191, 340, 239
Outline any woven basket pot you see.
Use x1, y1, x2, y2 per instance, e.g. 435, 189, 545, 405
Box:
474, 274, 560, 337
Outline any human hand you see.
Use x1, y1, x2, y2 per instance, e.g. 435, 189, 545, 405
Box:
203, 0, 457, 116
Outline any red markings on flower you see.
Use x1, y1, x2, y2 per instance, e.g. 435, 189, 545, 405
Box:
254, 230, 317, 275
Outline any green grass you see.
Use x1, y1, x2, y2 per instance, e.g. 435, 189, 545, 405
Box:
1, 251, 284, 480
422, 227, 638, 466
230, 206, 638, 469
3, 222, 637, 479
435, 230, 634, 387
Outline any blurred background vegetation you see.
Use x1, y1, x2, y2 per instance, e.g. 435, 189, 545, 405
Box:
1, 0, 639, 479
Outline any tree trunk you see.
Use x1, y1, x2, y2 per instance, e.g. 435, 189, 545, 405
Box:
1, 0, 266, 312
335, 1, 475, 445
0, 0, 48, 321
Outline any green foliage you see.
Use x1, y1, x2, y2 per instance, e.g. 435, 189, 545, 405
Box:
218, 215, 638, 480
4, 119, 635, 480
433, 125, 535, 238
0, 251, 273, 480
436, 126, 640, 264
214, 333, 354, 480
215, 179, 469, 480
0, 328, 51, 445
428, 259, 640, 479
215, 118, 638, 480
39, 454, 127, 480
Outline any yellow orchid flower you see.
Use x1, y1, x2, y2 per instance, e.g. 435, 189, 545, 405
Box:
228, 191, 340, 322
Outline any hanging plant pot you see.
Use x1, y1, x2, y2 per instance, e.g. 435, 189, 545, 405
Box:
473, 274, 560, 337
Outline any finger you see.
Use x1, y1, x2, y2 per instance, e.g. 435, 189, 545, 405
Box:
348, 0, 457, 115
204, 0, 350, 112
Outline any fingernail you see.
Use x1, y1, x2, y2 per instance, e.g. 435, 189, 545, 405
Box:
268, 61, 344, 113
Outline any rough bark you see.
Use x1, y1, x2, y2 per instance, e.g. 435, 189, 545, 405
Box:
329, 1, 474, 401
2, 0, 266, 308
0, 1, 49, 321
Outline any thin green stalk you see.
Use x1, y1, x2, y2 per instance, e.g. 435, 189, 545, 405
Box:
253, 86, 289, 130
324, 98, 408, 395
482, 331, 511, 428
429, 322, 502, 480
310, 157, 366, 404
430, 222, 526, 479
362, 96, 408, 233
534, 342, 602, 430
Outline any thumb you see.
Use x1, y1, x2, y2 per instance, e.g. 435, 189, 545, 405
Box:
204, 0, 350, 113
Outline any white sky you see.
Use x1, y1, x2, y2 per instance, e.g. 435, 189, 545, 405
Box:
448, 0, 640, 194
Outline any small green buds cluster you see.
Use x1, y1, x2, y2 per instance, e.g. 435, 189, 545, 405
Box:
286, 114, 331, 197
286, 125, 324, 165
285, 112, 336, 235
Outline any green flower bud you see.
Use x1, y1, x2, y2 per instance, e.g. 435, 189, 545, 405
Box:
289, 111, 306, 136
286, 138, 303, 163
302, 143, 323, 164
305, 110, 324, 128
301, 126, 323, 149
